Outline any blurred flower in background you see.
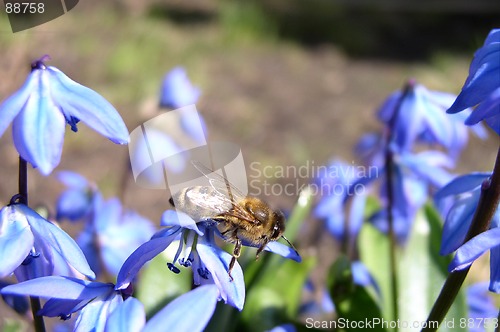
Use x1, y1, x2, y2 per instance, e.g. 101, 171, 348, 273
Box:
56, 171, 155, 278
377, 80, 487, 160
314, 159, 370, 242
160, 67, 201, 109
467, 282, 498, 332
0, 56, 129, 175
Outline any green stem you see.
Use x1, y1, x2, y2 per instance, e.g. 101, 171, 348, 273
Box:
18, 156, 46, 332
385, 148, 399, 325
383, 81, 414, 326
421, 146, 500, 332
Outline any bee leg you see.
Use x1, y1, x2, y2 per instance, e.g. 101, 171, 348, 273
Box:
228, 236, 241, 282
255, 241, 269, 260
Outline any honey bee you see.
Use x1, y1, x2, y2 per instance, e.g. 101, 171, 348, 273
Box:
170, 160, 297, 280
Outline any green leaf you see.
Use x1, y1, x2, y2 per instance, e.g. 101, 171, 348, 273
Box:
241, 257, 316, 331
328, 256, 386, 332
399, 204, 467, 332
135, 251, 191, 318
1, 319, 26, 332
358, 223, 395, 322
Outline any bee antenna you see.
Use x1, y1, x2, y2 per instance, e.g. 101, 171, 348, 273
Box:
281, 235, 299, 256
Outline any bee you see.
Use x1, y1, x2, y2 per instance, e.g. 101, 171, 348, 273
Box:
170, 160, 297, 280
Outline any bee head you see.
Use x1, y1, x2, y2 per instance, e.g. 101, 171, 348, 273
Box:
270, 210, 286, 241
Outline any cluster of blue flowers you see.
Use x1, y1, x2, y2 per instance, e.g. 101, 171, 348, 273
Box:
0, 58, 299, 331
0, 27, 499, 331
313, 28, 500, 326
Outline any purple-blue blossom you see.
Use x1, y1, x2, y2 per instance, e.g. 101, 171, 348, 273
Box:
159, 67, 201, 109
467, 282, 498, 332
0, 204, 95, 281
77, 195, 155, 278
0, 56, 129, 175
56, 171, 96, 222
435, 173, 500, 292
314, 160, 374, 241
55, 171, 155, 277
1, 277, 219, 332
447, 29, 500, 135
116, 210, 301, 311
377, 80, 486, 158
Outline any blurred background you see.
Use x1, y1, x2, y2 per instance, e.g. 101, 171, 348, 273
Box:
0, 0, 499, 327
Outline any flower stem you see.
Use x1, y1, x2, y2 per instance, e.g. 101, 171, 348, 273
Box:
18, 156, 46, 332
385, 148, 399, 324
383, 81, 414, 325
422, 146, 500, 332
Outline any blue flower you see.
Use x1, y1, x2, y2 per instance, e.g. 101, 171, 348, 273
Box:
0, 276, 124, 329
370, 151, 454, 243
435, 173, 491, 255
129, 105, 208, 188
0, 204, 95, 281
447, 29, 500, 135
1, 277, 219, 332
467, 282, 497, 332
314, 160, 371, 241
435, 173, 500, 292
116, 210, 300, 311
56, 171, 96, 222
0, 56, 129, 175
159, 67, 201, 109
106, 285, 219, 332
55, 171, 156, 277
77, 195, 155, 278
377, 80, 486, 158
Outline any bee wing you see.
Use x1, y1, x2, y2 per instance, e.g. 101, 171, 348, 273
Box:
191, 160, 257, 223
191, 160, 246, 201
184, 187, 233, 215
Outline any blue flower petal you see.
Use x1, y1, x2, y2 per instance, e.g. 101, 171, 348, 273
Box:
440, 193, 479, 255
348, 192, 367, 239
264, 241, 301, 262
19, 204, 95, 279
56, 188, 92, 221
465, 87, 500, 125
143, 284, 218, 332
57, 171, 90, 189
434, 173, 491, 201
74, 290, 122, 332
0, 206, 34, 277
39, 298, 88, 317
267, 324, 297, 332
11, 77, 66, 175
100, 209, 155, 277
197, 237, 245, 311
489, 245, 500, 293
449, 228, 500, 272
47, 67, 129, 144
161, 210, 203, 235
159, 67, 201, 109
116, 236, 178, 290
0, 68, 38, 137
0, 276, 112, 300
131, 128, 186, 185
104, 297, 145, 332
485, 112, 500, 135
